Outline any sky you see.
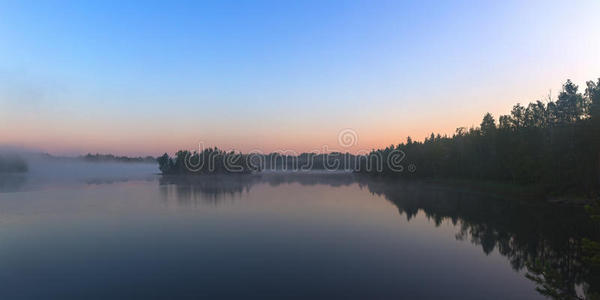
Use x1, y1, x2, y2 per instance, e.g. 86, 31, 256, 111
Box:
1, 0, 599, 156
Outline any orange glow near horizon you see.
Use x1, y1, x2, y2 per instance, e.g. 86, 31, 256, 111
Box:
2, 73, 599, 157
0, 110, 517, 157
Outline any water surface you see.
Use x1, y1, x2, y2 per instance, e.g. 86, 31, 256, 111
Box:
0, 170, 592, 299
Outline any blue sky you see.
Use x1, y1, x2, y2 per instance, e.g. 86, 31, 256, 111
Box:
1, 0, 599, 155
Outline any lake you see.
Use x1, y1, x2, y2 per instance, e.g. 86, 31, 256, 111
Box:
0, 167, 593, 299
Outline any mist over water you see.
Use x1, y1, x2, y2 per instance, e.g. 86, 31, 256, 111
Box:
0, 151, 157, 192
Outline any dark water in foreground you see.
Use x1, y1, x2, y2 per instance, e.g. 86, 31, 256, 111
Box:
0, 170, 594, 299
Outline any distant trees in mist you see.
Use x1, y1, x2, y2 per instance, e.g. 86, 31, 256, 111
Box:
82, 153, 156, 163
157, 149, 358, 175
0, 155, 28, 173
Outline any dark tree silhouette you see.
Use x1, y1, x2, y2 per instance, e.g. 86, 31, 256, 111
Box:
358, 78, 600, 196
0, 155, 28, 173
157, 148, 255, 175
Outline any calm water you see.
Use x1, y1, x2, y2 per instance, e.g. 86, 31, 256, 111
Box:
0, 168, 593, 299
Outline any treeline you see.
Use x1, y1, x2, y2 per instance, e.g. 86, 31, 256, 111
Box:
260, 152, 356, 170
158, 149, 255, 174
82, 153, 156, 163
0, 154, 28, 173
359, 78, 600, 195
157, 150, 358, 175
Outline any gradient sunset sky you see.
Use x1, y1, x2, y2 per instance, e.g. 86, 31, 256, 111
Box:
1, 0, 599, 156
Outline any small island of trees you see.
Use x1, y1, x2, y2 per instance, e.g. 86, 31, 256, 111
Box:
158, 148, 256, 175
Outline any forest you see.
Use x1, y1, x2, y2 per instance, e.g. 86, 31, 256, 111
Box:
358, 78, 600, 196
157, 150, 357, 174
158, 78, 600, 196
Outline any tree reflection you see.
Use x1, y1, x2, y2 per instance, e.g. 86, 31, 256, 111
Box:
159, 175, 260, 205
159, 172, 357, 205
0, 174, 27, 192
158, 173, 598, 298
360, 178, 598, 299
